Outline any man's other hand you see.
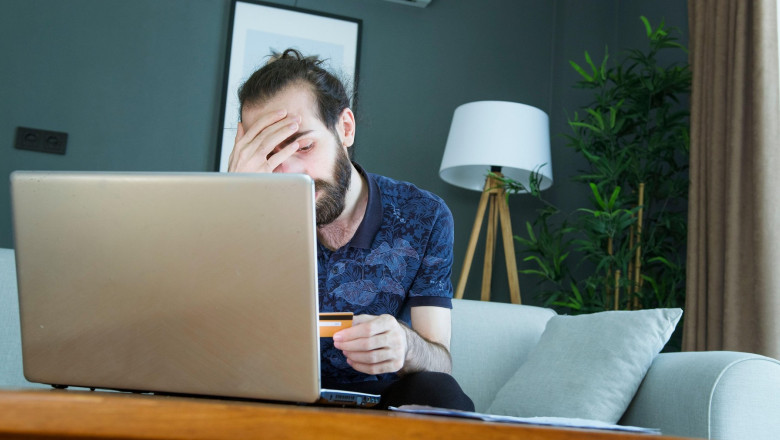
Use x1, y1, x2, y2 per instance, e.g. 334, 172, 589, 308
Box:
332, 314, 409, 375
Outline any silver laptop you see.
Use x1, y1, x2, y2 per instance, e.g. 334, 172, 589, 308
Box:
10, 171, 379, 407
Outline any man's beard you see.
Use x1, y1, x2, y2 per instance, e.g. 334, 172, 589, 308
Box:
314, 145, 352, 226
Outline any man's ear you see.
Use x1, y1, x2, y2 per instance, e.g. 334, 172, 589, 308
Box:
337, 108, 356, 148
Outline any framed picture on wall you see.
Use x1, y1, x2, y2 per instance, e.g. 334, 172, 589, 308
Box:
216, 0, 362, 171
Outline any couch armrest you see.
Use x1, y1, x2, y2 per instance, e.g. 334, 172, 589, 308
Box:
0, 248, 24, 386
0, 248, 48, 390
619, 351, 780, 439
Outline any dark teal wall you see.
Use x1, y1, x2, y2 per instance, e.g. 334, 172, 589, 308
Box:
0, 0, 687, 305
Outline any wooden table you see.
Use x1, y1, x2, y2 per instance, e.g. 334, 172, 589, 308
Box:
0, 390, 684, 440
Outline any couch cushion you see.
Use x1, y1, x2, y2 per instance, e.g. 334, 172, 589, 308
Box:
450, 299, 555, 413
487, 308, 682, 423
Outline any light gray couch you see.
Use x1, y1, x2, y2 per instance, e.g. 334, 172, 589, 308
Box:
2, 247, 779, 439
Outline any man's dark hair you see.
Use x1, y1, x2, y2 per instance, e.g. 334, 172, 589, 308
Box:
238, 48, 352, 137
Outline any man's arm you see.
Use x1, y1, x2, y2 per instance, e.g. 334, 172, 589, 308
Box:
401, 306, 452, 374
332, 306, 452, 375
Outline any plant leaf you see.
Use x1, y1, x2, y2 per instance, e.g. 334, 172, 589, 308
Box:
570, 60, 593, 82
640, 16, 653, 37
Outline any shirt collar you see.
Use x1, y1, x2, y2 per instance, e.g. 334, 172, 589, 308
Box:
348, 162, 383, 249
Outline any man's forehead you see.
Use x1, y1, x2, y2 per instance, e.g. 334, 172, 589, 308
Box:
243, 85, 321, 125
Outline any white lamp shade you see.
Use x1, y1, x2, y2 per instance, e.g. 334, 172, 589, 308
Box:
439, 101, 553, 192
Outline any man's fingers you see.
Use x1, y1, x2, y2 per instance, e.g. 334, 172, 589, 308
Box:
228, 122, 245, 172
351, 314, 375, 325
244, 113, 298, 157
231, 115, 299, 173
237, 117, 299, 168
345, 358, 402, 375
342, 347, 398, 365
243, 109, 288, 141
253, 118, 301, 159
348, 314, 396, 335
233, 109, 287, 158
333, 314, 408, 375
266, 141, 300, 171
334, 319, 404, 352
334, 332, 390, 352
333, 315, 398, 345
334, 320, 378, 343
234, 111, 285, 158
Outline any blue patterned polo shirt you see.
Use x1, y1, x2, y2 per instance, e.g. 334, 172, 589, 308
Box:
318, 164, 454, 384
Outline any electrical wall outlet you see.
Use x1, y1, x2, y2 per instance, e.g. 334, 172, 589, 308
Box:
15, 126, 68, 155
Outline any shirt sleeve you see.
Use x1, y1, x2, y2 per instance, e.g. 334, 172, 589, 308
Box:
406, 198, 454, 309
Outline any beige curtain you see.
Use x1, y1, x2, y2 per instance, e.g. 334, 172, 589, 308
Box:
684, 0, 780, 359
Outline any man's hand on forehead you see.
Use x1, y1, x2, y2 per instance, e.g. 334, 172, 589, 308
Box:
227, 108, 310, 173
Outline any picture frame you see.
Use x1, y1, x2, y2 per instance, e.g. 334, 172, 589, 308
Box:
215, 0, 362, 171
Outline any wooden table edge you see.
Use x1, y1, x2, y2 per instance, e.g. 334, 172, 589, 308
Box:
0, 390, 686, 440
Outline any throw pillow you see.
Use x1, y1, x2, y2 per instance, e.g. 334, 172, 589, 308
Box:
487, 308, 682, 424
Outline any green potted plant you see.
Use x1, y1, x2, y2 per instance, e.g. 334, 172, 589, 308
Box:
497, 17, 691, 338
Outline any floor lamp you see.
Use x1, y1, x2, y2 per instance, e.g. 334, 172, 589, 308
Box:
439, 101, 553, 304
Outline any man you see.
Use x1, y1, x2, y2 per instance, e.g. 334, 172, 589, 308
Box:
228, 49, 473, 411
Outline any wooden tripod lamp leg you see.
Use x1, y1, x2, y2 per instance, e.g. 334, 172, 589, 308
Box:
454, 187, 492, 299
497, 188, 522, 304
454, 176, 522, 304
480, 193, 499, 302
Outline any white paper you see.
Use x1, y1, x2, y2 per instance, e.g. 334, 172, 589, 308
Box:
389, 405, 661, 435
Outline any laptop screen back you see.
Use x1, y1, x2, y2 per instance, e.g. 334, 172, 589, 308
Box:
11, 171, 321, 403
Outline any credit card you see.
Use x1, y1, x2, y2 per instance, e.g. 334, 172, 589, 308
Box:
319, 312, 353, 338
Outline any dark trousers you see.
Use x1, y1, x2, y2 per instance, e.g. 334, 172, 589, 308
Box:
323, 372, 475, 411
